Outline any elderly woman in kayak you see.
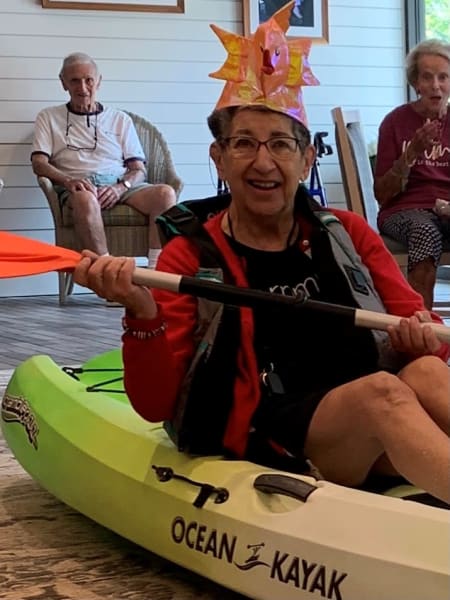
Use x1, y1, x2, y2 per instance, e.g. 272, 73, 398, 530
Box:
74, 5, 450, 504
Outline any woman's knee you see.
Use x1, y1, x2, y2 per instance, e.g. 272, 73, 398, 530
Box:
398, 355, 449, 387
313, 372, 414, 435
354, 371, 415, 421
408, 221, 443, 256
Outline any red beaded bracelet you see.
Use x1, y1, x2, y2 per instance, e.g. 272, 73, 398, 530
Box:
122, 317, 167, 340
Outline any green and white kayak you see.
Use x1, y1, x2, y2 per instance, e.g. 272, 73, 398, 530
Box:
1, 350, 449, 600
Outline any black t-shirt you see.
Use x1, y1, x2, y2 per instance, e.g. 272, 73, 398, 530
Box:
227, 235, 379, 395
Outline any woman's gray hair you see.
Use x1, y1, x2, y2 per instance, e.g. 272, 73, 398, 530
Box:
207, 105, 311, 151
406, 39, 450, 87
59, 53, 99, 79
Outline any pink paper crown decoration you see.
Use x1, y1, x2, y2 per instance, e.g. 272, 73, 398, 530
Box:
209, 0, 319, 125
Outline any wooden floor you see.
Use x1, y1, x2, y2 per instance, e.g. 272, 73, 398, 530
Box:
0, 293, 123, 370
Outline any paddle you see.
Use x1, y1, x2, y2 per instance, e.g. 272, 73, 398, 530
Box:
1, 231, 449, 343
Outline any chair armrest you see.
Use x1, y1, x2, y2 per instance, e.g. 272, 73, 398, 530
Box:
37, 176, 64, 227
125, 111, 184, 200
165, 170, 184, 199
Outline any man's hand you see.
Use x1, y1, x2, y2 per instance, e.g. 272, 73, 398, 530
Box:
97, 184, 123, 209
65, 178, 97, 195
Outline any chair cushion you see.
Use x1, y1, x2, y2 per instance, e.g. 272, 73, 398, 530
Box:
382, 234, 450, 253
381, 234, 408, 254
62, 204, 148, 227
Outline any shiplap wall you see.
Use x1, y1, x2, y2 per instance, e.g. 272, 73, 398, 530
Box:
0, 0, 406, 296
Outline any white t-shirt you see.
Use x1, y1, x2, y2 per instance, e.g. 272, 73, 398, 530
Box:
31, 103, 146, 179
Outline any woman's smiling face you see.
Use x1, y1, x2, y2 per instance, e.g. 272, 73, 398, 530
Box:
211, 108, 315, 219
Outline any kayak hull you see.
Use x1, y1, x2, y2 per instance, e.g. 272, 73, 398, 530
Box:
1, 351, 449, 600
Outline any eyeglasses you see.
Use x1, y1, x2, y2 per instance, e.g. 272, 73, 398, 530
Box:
222, 136, 301, 160
65, 110, 98, 151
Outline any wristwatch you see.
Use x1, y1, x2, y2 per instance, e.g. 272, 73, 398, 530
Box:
120, 179, 131, 190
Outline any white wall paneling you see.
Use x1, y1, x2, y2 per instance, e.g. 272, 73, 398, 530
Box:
0, 0, 406, 296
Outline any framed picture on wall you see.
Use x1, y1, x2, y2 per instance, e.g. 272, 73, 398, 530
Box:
243, 0, 329, 43
41, 0, 185, 12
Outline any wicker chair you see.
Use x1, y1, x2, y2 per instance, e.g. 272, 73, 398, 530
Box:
38, 111, 183, 304
331, 106, 450, 313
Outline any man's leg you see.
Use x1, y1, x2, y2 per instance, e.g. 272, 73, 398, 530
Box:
125, 184, 176, 268
66, 190, 108, 255
304, 357, 450, 503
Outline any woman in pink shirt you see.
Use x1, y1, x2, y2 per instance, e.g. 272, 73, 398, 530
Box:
375, 39, 450, 309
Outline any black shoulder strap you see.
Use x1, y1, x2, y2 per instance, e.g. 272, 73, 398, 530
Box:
156, 194, 231, 271
182, 193, 231, 223
157, 193, 240, 456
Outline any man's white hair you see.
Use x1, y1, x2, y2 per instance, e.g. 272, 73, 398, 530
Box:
59, 52, 99, 79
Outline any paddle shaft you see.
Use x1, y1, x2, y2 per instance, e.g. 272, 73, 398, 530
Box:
1, 232, 448, 343
132, 267, 450, 344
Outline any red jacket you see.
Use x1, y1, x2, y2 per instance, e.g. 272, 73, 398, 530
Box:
123, 208, 449, 457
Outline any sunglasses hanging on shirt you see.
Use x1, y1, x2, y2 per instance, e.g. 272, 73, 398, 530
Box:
65, 108, 98, 152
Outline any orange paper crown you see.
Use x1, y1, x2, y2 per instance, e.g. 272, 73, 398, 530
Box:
209, 0, 319, 125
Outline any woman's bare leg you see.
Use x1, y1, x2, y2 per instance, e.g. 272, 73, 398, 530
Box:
407, 258, 436, 310
398, 355, 449, 435
372, 356, 449, 477
304, 359, 450, 502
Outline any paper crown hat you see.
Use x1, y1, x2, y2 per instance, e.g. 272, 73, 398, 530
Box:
209, 0, 319, 125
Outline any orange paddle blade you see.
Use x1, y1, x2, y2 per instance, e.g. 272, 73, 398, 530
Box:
0, 232, 81, 278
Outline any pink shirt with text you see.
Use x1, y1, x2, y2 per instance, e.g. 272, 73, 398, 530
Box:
375, 103, 450, 226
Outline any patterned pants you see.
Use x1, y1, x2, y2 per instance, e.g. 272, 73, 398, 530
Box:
380, 209, 450, 272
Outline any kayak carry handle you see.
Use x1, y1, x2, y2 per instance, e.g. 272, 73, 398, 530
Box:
254, 474, 317, 502
152, 465, 229, 508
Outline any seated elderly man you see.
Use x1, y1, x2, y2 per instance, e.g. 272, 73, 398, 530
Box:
31, 52, 176, 268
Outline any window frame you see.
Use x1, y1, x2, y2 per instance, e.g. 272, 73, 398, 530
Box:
404, 0, 425, 100
404, 0, 425, 52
